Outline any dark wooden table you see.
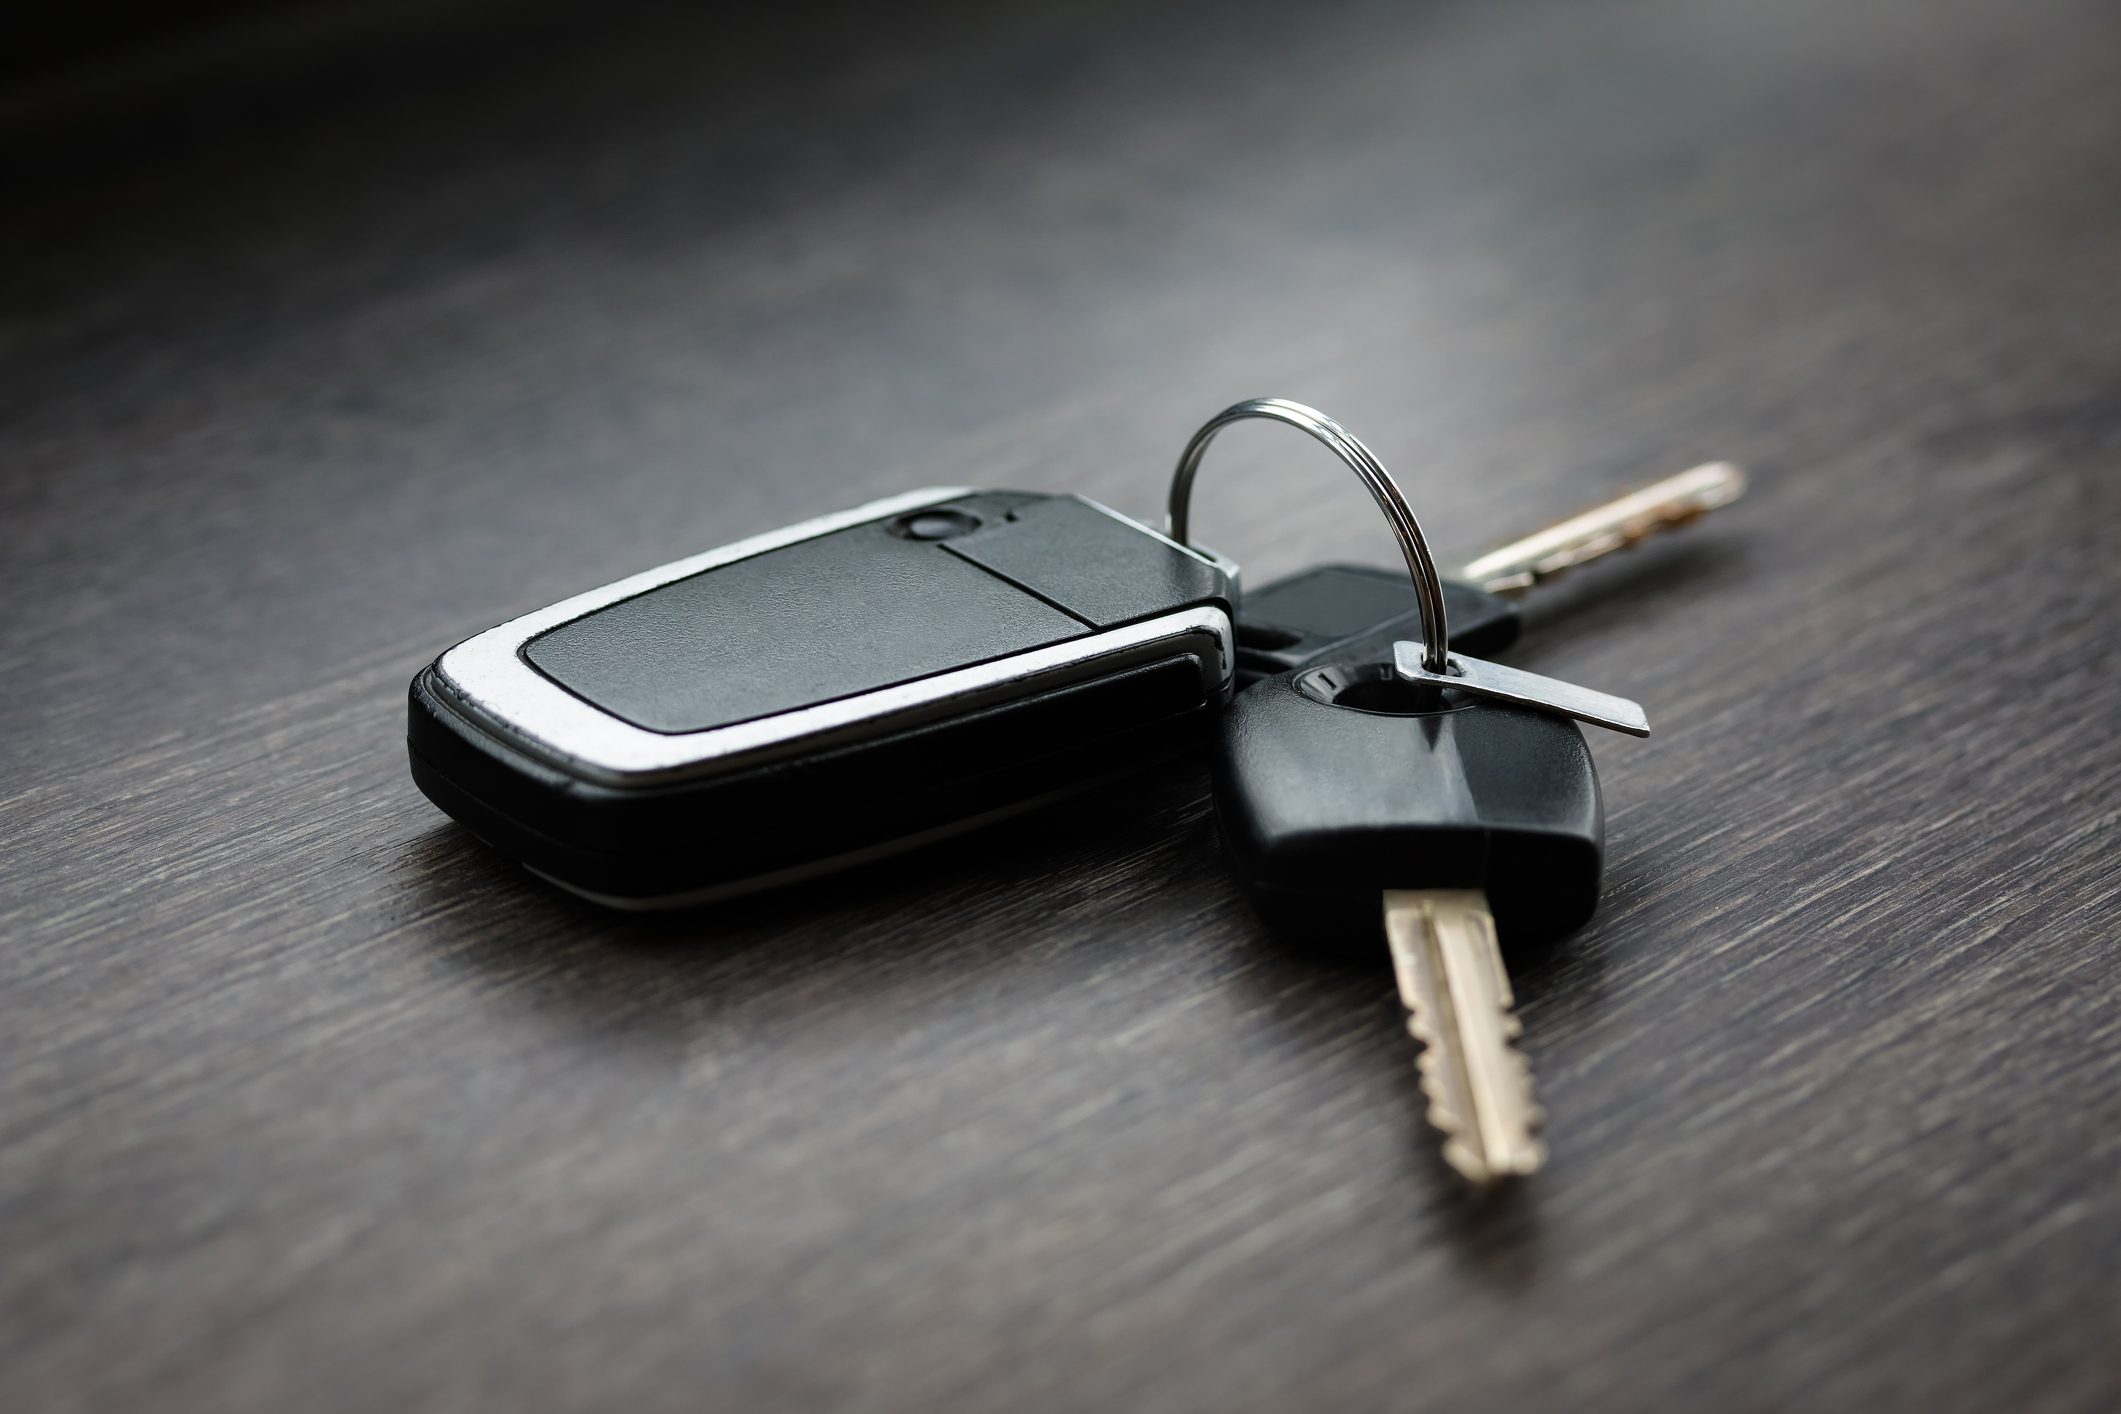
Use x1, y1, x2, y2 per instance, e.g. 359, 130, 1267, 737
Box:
6, 1, 2118, 1409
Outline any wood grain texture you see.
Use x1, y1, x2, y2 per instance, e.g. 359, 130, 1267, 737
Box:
4, 1, 2119, 1410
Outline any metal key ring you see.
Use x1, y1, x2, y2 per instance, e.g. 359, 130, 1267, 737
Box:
1166, 397, 1451, 674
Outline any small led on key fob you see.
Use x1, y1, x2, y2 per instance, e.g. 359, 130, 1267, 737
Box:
408, 488, 1236, 907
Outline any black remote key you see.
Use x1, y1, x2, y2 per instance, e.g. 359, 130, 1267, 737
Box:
409, 488, 1236, 907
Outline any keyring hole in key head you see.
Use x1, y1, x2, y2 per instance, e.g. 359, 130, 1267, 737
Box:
1296, 662, 1474, 716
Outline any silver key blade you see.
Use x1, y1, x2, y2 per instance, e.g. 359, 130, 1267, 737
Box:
1384, 889, 1546, 1186
1459, 461, 1747, 597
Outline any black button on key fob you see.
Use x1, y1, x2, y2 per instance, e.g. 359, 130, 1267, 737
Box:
409, 488, 1236, 906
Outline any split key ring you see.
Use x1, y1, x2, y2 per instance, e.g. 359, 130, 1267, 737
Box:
1164, 397, 1453, 676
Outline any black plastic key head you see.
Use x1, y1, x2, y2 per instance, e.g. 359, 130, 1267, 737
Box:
1213, 661, 1605, 948
1232, 564, 1522, 687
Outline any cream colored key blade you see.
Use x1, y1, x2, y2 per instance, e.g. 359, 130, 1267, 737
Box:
1459, 461, 1747, 597
1384, 889, 1546, 1186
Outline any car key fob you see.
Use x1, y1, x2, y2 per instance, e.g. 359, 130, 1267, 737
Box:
408, 487, 1237, 907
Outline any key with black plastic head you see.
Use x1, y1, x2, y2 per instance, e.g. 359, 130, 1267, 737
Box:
1167, 397, 1661, 1183
1213, 639, 1645, 1187
1232, 462, 1744, 684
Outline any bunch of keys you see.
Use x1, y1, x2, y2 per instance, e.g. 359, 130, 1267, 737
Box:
408, 399, 1742, 1184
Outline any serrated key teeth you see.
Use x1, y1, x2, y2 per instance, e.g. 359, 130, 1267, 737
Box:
1385, 890, 1547, 1190
1441, 1139, 1489, 1185
1459, 460, 1748, 596
1490, 1141, 1546, 1179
